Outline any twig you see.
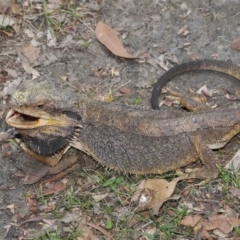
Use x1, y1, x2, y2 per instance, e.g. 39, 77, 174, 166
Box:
87, 222, 112, 238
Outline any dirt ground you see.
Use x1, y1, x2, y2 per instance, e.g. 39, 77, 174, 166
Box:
1, 0, 240, 239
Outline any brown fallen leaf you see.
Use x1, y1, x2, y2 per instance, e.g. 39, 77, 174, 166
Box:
11, 0, 22, 15
19, 216, 43, 227
78, 215, 100, 240
0, 129, 15, 142
181, 214, 240, 239
92, 193, 109, 202
231, 37, 240, 50
196, 84, 213, 97
159, 98, 174, 107
0, 69, 8, 82
131, 179, 145, 202
115, 87, 132, 97
47, 155, 79, 175
42, 218, 57, 226
181, 215, 211, 239
42, 181, 66, 195
225, 148, 240, 171
40, 163, 79, 184
5, 68, 18, 78
61, 212, 80, 224
21, 155, 79, 184
21, 44, 40, 65
1, 78, 22, 97
95, 21, 136, 59
206, 214, 231, 234
0, 15, 16, 28
0, 0, 11, 14
177, 25, 189, 37
26, 194, 37, 212
229, 188, 240, 199
134, 177, 182, 214
23, 168, 50, 184
196, 225, 212, 240
21, 62, 40, 77
180, 215, 204, 229
47, 27, 57, 47
119, 87, 132, 95
128, 211, 151, 227
87, 222, 112, 239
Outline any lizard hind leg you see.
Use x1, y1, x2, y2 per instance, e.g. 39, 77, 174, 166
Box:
165, 88, 210, 112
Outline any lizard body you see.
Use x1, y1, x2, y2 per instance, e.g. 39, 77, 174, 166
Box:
5, 59, 240, 180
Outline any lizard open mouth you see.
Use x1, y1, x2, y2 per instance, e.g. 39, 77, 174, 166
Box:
6, 109, 51, 129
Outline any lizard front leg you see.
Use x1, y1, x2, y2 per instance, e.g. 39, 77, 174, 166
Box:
189, 134, 219, 182
189, 124, 240, 182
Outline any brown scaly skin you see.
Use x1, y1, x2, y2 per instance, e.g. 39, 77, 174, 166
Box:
151, 59, 240, 109
5, 59, 240, 181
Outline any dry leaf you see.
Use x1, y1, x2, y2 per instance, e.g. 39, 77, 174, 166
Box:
196, 84, 212, 97
147, 57, 169, 71
1, 78, 22, 96
6, 204, 15, 214
181, 215, 204, 229
206, 214, 231, 233
95, 21, 136, 59
21, 44, 40, 65
136, 177, 182, 214
225, 148, 240, 171
231, 37, 240, 50
11, 0, 22, 15
77, 216, 99, 240
42, 181, 66, 195
131, 180, 145, 203
0, 15, 16, 27
0, 129, 14, 142
22, 156, 78, 184
42, 219, 57, 226
195, 226, 212, 240
5, 68, 18, 78
47, 155, 78, 175
181, 214, 240, 239
24, 29, 35, 38
92, 193, 109, 202
6, 204, 14, 209
119, 87, 131, 95
213, 229, 228, 238
229, 188, 240, 199
177, 26, 189, 37
128, 211, 150, 227
57, 34, 73, 48
85, 3, 100, 11
26, 194, 37, 212
61, 212, 79, 223
159, 99, 174, 107
0, 0, 11, 14
23, 168, 50, 184
47, 28, 57, 47
103, 93, 113, 102
21, 62, 40, 77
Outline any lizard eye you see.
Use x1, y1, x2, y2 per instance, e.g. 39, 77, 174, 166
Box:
36, 104, 44, 109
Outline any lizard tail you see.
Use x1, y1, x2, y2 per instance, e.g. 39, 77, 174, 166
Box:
151, 59, 240, 109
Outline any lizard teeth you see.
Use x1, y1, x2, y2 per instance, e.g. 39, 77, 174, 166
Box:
6, 109, 16, 120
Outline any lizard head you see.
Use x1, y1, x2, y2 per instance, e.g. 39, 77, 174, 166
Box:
5, 79, 82, 166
